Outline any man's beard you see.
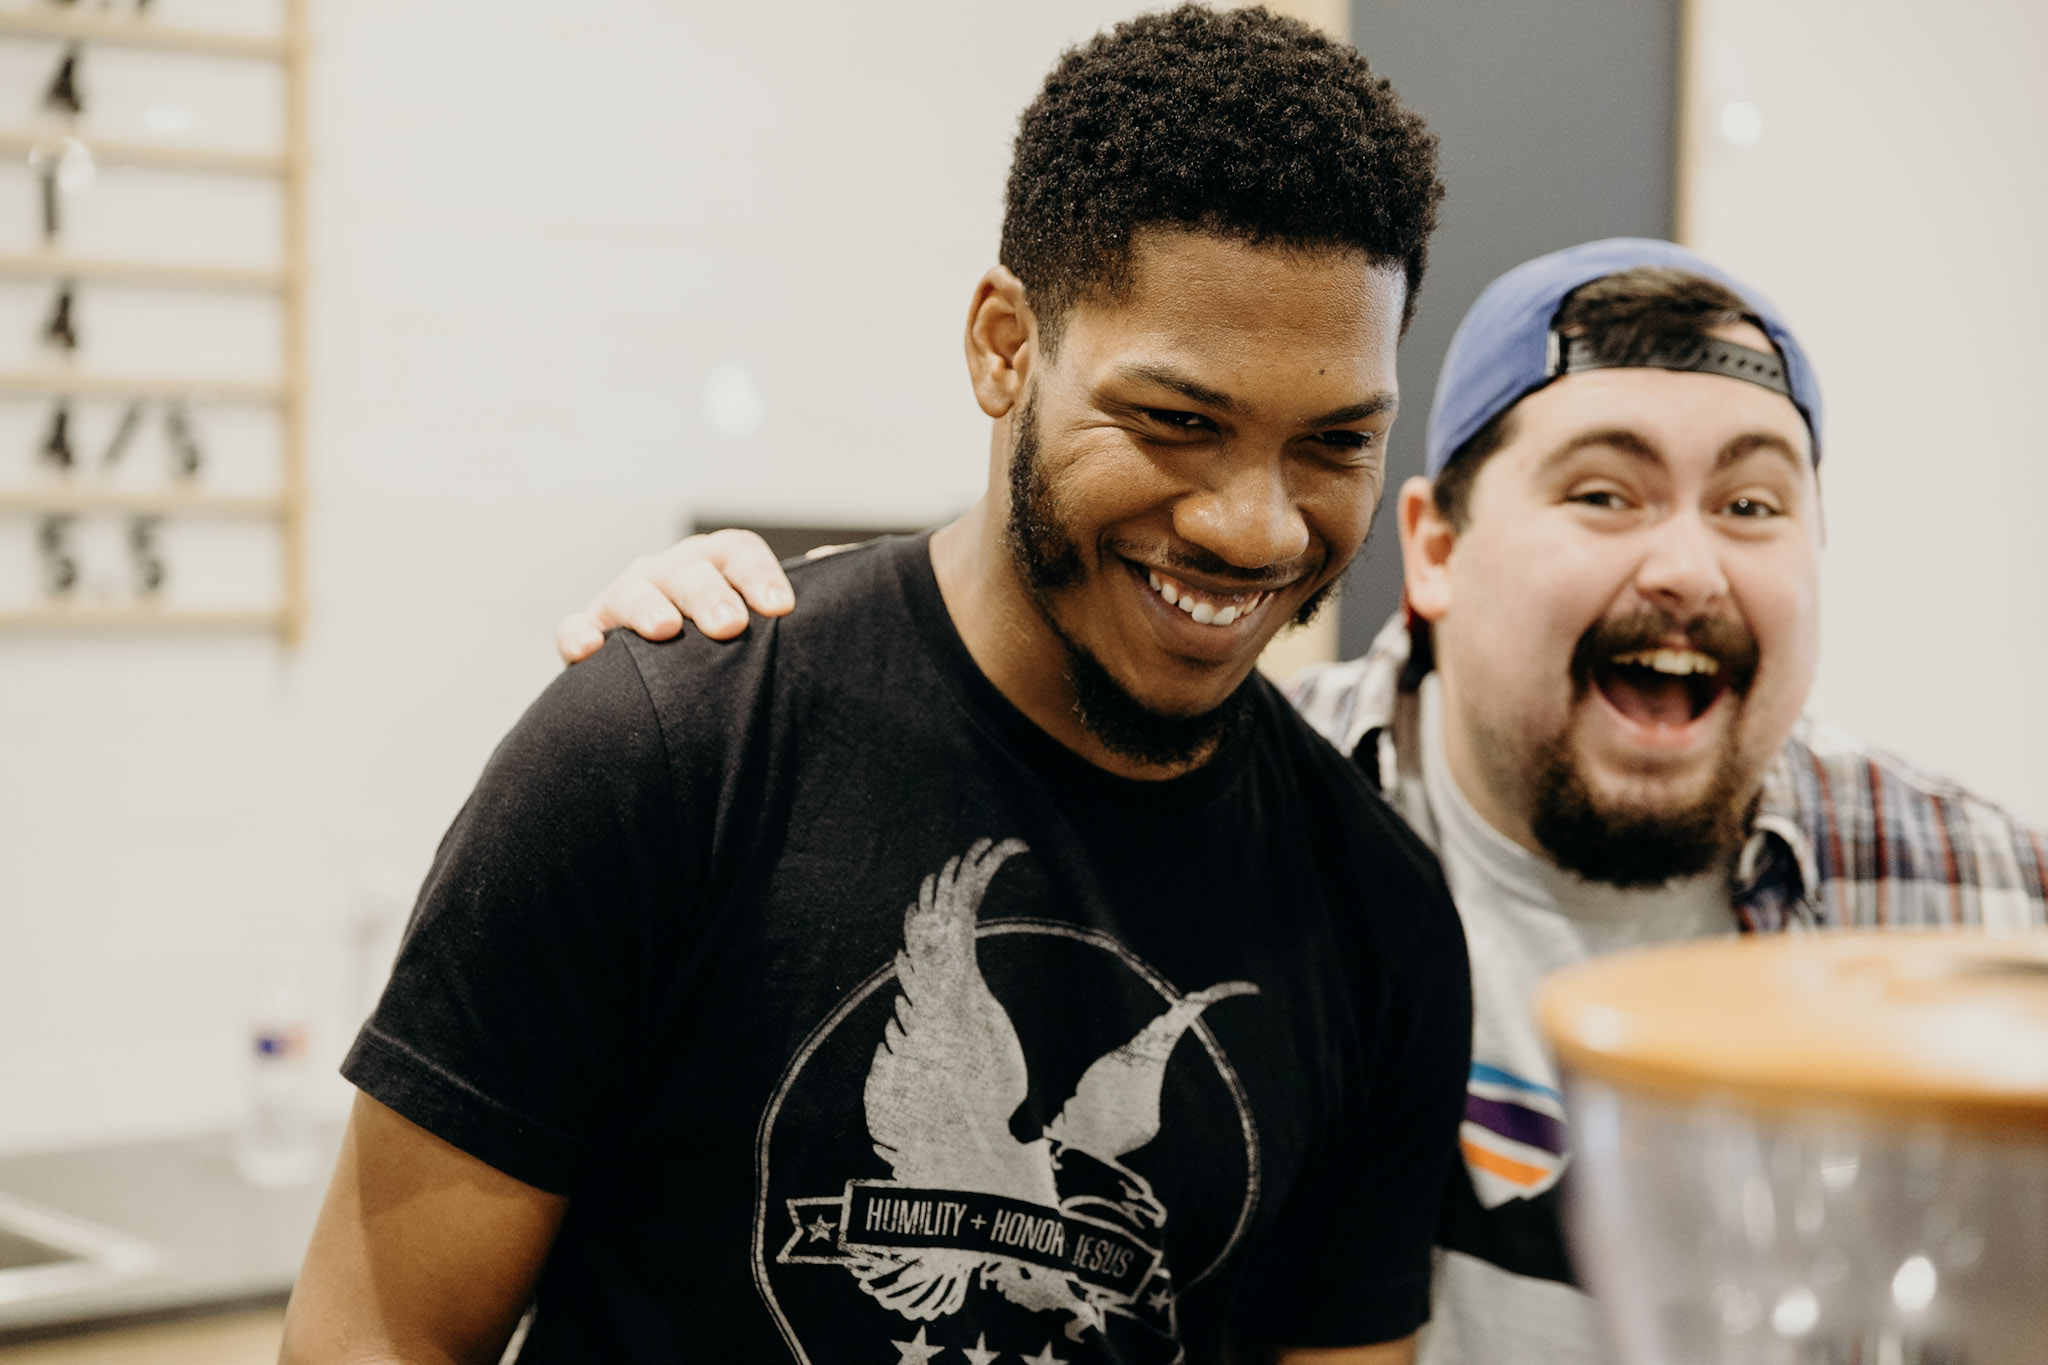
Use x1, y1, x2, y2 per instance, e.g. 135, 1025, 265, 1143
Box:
1526, 733, 1759, 889
1004, 394, 1250, 768
1526, 607, 1763, 888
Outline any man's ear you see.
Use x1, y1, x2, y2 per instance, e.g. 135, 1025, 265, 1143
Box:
1398, 475, 1456, 623
965, 266, 1034, 419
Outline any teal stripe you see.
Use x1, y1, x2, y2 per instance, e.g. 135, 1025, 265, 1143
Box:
1469, 1061, 1561, 1103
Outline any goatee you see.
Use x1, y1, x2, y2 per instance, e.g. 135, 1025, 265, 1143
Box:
1529, 606, 1763, 887
1004, 394, 1248, 768
1526, 733, 1757, 888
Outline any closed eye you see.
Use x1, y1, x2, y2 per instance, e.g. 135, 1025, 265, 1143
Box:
1569, 489, 1631, 510
1143, 408, 1216, 433
1314, 430, 1376, 452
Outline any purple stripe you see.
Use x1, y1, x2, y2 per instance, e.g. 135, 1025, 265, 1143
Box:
1464, 1093, 1566, 1157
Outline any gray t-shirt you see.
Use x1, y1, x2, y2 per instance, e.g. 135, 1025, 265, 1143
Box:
1414, 674, 1734, 1365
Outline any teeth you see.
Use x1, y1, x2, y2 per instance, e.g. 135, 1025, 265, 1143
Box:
1611, 647, 1719, 677
1144, 567, 1263, 627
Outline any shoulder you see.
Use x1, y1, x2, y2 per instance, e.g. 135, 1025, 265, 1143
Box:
619, 534, 918, 722
1773, 718, 2048, 926
777, 534, 916, 602
411, 637, 688, 922
1275, 610, 1409, 755
487, 632, 671, 813
1781, 717, 2042, 840
1244, 678, 1460, 954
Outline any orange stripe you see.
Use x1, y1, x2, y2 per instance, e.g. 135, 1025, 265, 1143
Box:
1462, 1138, 1548, 1187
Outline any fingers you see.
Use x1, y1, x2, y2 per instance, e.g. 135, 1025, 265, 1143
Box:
557, 562, 689, 666
550, 572, 693, 665
602, 574, 690, 641
557, 529, 799, 667
654, 558, 752, 639
626, 530, 792, 637
698, 528, 795, 617
555, 614, 606, 665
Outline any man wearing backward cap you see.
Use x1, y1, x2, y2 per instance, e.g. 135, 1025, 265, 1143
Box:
562, 237, 2048, 1363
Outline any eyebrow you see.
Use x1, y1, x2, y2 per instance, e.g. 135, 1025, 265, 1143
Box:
1536, 428, 1660, 475
1538, 427, 1810, 476
1303, 394, 1399, 427
1714, 431, 1808, 473
1112, 363, 1398, 427
1116, 363, 1238, 413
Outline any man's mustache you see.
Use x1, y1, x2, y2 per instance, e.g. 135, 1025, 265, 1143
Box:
1569, 607, 1760, 695
1136, 544, 1318, 594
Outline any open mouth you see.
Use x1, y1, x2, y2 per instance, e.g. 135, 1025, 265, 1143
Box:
1591, 647, 1732, 727
1139, 565, 1273, 628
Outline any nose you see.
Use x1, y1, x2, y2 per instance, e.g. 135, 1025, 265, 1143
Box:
1172, 454, 1311, 571
1633, 509, 1731, 618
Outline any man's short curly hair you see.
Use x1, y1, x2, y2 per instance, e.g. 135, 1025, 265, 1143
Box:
1001, 5, 1442, 352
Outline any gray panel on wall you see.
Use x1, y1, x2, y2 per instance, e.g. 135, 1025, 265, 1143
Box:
1335, 0, 1680, 659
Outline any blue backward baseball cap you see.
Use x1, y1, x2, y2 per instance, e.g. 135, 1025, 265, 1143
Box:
1423, 238, 1823, 476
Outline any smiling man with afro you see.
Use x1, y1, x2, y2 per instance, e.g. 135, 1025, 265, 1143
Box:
287, 10, 1469, 1365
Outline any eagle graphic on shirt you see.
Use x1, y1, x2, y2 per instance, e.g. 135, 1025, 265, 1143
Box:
768, 838, 1257, 1351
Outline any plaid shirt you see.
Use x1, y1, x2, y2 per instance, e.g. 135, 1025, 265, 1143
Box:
1283, 613, 2048, 936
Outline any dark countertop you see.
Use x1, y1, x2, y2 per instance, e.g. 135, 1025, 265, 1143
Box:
0, 1124, 342, 1340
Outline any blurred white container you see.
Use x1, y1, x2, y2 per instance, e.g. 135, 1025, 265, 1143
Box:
231, 974, 316, 1189
1540, 932, 2048, 1364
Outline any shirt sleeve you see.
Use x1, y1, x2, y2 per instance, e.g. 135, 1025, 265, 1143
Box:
1230, 797, 1474, 1348
341, 635, 687, 1195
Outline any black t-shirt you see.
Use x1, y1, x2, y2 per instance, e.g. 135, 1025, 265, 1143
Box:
345, 535, 1470, 1365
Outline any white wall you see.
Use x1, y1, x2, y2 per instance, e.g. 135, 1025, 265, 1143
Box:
1682, 0, 2048, 823
0, 0, 1140, 1155
7, 0, 2041, 1158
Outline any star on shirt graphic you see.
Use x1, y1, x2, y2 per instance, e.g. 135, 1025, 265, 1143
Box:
806, 1214, 836, 1242
961, 1334, 1001, 1365
891, 1326, 945, 1364
1020, 1344, 1069, 1365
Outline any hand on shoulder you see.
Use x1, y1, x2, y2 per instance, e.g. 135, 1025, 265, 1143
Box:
555, 528, 800, 664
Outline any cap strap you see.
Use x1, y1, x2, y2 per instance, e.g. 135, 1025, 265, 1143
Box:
1548, 330, 1792, 399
